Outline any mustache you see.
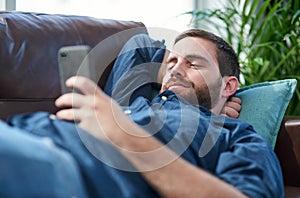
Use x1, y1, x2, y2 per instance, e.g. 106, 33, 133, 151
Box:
163, 76, 194, 90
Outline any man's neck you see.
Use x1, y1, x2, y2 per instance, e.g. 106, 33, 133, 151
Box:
210, 98, 227, 115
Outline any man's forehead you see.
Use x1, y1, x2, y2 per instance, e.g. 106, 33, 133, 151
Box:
170, 37, 217, 62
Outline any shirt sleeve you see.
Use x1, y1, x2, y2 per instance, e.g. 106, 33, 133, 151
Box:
215, 125, 284, 198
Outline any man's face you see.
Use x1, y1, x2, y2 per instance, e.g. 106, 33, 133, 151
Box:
160, 37, 223, 109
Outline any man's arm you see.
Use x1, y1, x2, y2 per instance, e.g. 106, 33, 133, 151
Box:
55, 76, 248, 198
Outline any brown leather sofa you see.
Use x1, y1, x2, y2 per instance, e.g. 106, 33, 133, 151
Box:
0, 11, 147, 119
275, 117, 300, 197
0, 11, 299, 197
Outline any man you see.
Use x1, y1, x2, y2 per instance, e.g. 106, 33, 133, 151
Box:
55, 29, 284, 197
102, 31, 241, 118
0, 29, 244, 198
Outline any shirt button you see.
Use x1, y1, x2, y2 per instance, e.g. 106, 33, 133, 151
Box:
161, 96, 167, 101
124, 109, 132, 115
49, 114, 57, 120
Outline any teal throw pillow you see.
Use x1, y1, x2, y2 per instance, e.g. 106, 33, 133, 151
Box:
235, 79, 297, 148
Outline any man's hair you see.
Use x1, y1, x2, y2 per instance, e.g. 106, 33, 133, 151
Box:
174, 29, 240, 81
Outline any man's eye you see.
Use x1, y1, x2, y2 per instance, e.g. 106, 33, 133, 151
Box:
190, 64, 201, 68
167, 57, 176, 64
167, 59, 177, 70
168, 64, 175, 70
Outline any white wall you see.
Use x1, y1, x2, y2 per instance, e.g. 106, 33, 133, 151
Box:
15, 0, 194, 32
3, 0, 227, 49
13, 0, 196, 49
0, 0, 5, 10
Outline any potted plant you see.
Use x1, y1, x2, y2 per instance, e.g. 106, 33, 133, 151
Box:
185, 0, 300, 115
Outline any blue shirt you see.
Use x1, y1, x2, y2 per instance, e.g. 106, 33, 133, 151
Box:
103, 33, 283, 197
123, 90, 284, 198
6, 90, 284, 198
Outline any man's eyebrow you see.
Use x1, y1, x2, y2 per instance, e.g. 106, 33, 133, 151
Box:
166, 51, 211, 64
185, 54, 210, 63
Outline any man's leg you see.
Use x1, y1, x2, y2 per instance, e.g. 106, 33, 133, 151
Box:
7, 112, 160, 198
0, 120, 87, 198
104, 34, 166, 105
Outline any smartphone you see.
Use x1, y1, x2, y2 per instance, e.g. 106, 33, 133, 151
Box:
58, 45, 96, 94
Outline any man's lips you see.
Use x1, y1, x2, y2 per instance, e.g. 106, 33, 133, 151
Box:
163, 78, 191, 90
167, 82, 189, 89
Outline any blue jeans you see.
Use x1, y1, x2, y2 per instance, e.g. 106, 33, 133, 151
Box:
0, 119, 87, 198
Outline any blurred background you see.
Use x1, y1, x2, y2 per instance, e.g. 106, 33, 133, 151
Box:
0, 0, 201, 31
1, 0, 299, 115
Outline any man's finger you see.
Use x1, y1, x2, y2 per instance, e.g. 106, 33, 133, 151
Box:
229, 96, 242, 104
66, 76, 100, 96
55, 93, 73, 108
223, 106, 239, 118
226, 100, 242, 112
55, 92, 86, 108
56, 108, 81, 122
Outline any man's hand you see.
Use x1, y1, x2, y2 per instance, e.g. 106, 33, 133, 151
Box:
221, 96, 242, 118
55, 76, 132, 142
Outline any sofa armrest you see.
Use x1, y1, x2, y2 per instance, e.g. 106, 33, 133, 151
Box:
275, 117, 300, 187
275, 117, 300, 197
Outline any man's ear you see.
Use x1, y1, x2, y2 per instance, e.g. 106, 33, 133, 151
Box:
222, 76, 239, 98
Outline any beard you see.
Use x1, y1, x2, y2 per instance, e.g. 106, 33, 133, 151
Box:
193, 79, 222, 110
162, 75, 222, 110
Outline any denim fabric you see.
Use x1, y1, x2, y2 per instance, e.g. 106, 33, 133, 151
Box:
6, 91, 284, 198
0, 119, 87, 198
104, 33, 166, 106
7, 112, 160, 198
103, 34, 284, 197
127, 90, 284, 198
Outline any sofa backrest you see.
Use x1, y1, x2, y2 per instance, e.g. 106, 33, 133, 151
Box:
0, 11, 147, 120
